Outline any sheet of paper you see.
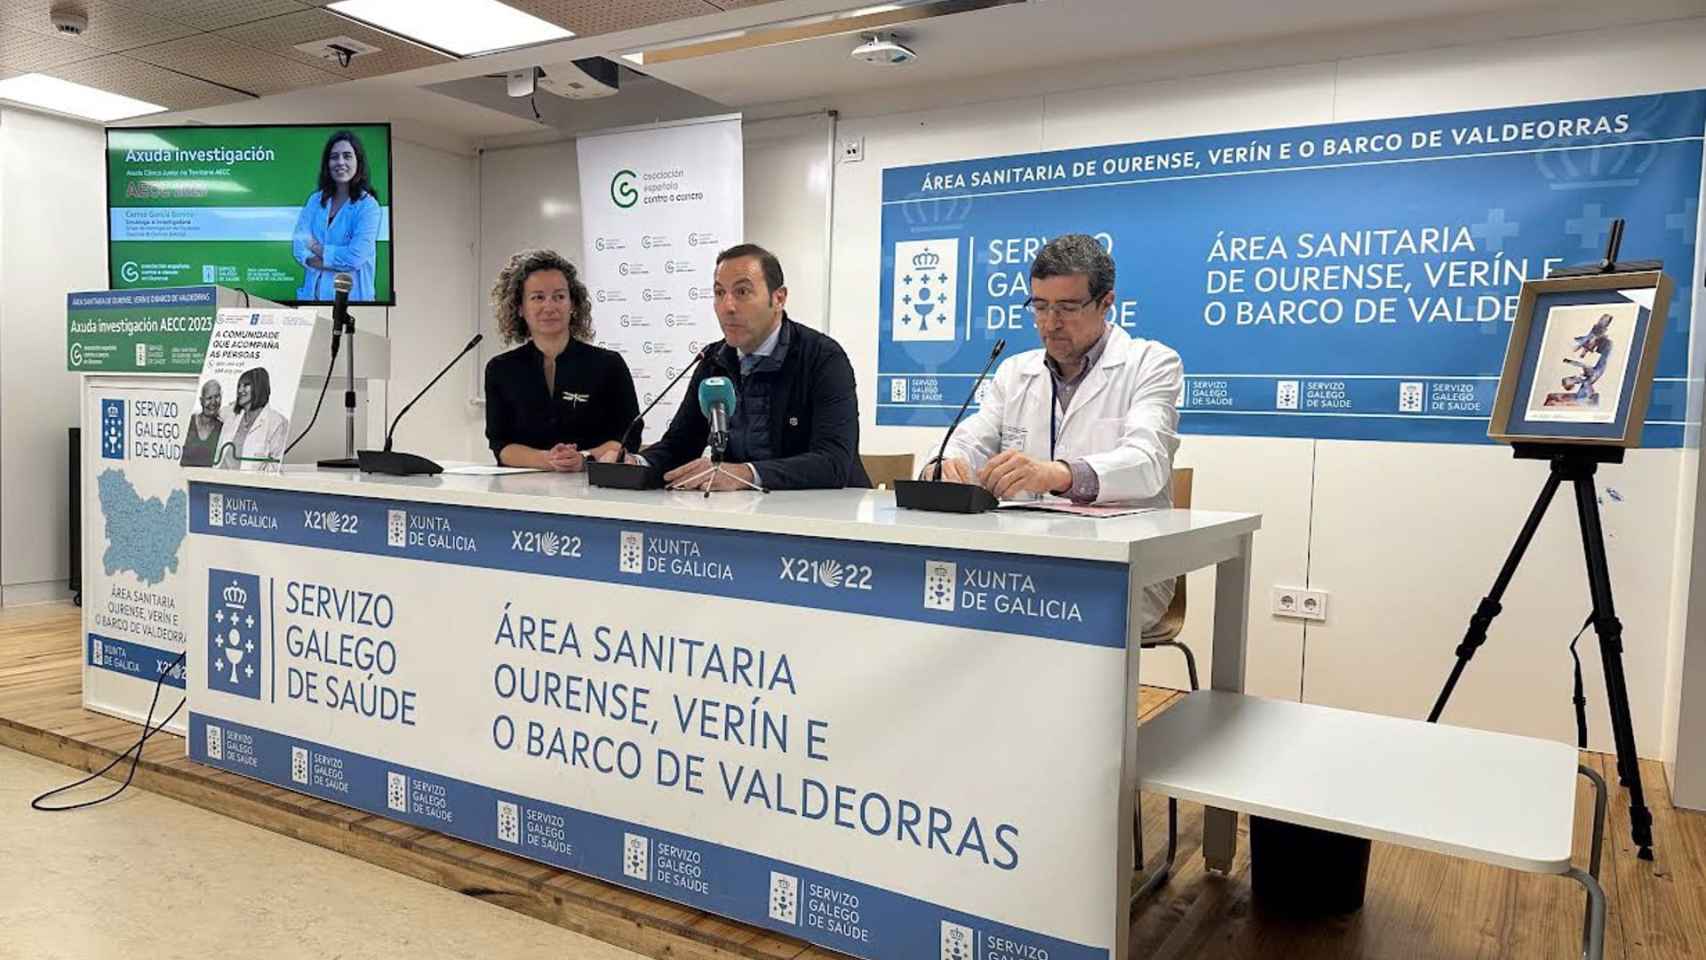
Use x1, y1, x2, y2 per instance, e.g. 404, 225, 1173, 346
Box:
996, 498, 1158, 518
436, 462, 545, 476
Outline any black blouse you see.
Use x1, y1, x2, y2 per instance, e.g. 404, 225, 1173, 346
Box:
484, 339, 641, 462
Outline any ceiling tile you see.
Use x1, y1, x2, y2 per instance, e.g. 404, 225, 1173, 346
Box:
218, 8, 455, 79
501, 1, 722, 37
108, 0, 313, 33
49, 54, 250, 111
704, 0, 788, 7
0, 1, 199, 53
124, 33, 341, 97
0, 24, 109, 73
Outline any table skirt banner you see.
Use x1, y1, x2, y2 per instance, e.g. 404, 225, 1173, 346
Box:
185, 480, 1134, 959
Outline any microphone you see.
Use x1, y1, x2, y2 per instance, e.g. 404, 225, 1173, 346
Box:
697, 376, 738, 462
893, 338, 1006, 514
355, 333, 482, 476
332, 273, 353, 330
315, 272, 359, 466
933, 338, 1006, 479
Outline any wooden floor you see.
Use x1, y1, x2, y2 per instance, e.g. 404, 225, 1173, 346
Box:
4, 601, 1704, 959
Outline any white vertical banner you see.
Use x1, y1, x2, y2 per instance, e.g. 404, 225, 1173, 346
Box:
577, 115, 743, 443
82, 376, 198, 734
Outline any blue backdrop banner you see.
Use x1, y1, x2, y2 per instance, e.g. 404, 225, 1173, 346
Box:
877, 91, 1705, 444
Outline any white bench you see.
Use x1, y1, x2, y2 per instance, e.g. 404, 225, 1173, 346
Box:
1134, 691, 1608, 959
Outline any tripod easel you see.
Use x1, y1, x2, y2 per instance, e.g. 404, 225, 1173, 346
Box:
1428, 218, 1660, 861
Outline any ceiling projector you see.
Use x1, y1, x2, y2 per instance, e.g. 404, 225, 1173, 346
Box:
851, 34, 916, 65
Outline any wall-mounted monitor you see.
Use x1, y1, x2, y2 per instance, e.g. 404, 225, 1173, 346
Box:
107, 123, 395, 306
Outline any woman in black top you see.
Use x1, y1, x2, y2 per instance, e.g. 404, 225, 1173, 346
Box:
484, 249, 640, 471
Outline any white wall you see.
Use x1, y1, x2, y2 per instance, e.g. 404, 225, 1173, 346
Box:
369, 140, 481, 461
474, 140, 584, 384
0, 108, 108, 605
743, 114, 833, 336
1665, 135, 1706, 807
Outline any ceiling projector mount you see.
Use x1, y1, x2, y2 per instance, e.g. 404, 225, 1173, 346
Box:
504, 58, 621, 100
851, 32, 917, 65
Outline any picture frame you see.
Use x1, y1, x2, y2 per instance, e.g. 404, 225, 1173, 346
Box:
1488, 270, 1673, 448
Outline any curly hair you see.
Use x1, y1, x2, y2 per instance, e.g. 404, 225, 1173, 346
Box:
491, 249, 594, 344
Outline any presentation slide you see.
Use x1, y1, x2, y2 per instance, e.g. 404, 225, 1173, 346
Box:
107, 124, 394, 306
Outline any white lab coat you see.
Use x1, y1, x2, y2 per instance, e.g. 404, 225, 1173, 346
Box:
941, 324, 1183, 628
217, 406, 290, 472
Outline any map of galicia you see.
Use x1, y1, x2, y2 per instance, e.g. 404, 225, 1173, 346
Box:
98, 469, 187, 586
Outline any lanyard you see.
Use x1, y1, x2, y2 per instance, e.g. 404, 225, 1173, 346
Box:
1049, 375, 1059, 460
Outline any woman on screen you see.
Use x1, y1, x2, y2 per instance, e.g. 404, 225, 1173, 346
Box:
292, 129, 383, 303
218, 367, 289, 471
484, 249, 640, 471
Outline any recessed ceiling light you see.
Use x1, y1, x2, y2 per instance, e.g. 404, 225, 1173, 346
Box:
328, 0, 573, 57
0, 73, 166, 122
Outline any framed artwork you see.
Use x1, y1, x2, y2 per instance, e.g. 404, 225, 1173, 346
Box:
1489, 271, 1673, 447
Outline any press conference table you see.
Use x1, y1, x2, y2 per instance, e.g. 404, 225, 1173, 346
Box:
182, 466, 1259, 960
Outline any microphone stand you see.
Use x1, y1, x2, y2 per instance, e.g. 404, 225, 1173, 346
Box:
673, 420, 767, 497
357, 334, 483, 476
317, 285, 360, 468
892, 338, 1006, 513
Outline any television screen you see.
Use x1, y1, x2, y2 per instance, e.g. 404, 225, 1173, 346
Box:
106, 123, 394, 306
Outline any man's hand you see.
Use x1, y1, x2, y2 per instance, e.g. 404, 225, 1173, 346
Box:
543, 443, 584, 472
309, 237, 324, 257
922, 457, 973, 483
664, 458, 756, 491
305, 255, 326, 270
586, 440, 626, 463
976, 450, 1071, 500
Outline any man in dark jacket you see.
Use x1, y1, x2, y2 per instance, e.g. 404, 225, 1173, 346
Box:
599, 243, 869, 491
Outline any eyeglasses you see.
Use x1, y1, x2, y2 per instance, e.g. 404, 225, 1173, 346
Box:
1023, 297, 1100, 318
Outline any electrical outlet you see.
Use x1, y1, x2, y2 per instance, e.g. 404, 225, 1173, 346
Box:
1271, 586, 1329, 622
841, 136, 865, 163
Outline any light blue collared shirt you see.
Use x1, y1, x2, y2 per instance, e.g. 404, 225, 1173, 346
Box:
738, 321, 783, 375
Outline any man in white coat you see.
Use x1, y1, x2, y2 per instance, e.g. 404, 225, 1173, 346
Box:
924, 233, 1183, 628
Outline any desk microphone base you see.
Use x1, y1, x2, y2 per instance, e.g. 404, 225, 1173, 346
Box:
587, 461, 659, 490
893, 479, 998, 514
357, 450, 443, 476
